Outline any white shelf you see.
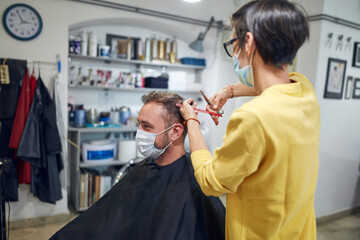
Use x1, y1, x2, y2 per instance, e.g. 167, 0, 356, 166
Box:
79, 160, 129, 168
69, 126, 138, 133
68, 85, 200, 94
68, 54, 205, 70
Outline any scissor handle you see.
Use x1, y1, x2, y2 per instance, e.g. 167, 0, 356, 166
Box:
217, 109, 224, 115
200, 90, 225, 115
208, 105, 224, 115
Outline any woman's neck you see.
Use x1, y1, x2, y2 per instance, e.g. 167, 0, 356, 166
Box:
253, 57, 290, 95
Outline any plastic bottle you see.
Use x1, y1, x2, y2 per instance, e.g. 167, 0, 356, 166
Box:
88, 32, 97, 57
80, 31, 88, 56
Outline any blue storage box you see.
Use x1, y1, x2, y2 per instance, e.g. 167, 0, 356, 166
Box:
180, 58, 206, 67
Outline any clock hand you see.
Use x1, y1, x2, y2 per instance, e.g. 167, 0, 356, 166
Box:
22, 17, 32, 24
17, 12, 25, 24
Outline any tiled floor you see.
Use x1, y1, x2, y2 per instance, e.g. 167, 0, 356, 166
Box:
8, 211, 360, 240
9, 221, 69, 240
317, 212, 360, 240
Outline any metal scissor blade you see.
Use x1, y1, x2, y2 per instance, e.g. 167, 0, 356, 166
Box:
200, 90, 212, 106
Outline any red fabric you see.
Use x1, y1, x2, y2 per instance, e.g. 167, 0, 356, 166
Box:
16, 156, 32, 184
9, 68, 36, 184
30, 71, 37, 101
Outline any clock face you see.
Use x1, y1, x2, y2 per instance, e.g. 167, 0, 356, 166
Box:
2, 4, 42, 41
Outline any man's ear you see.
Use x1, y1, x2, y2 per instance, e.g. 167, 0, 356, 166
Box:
170, 123, 184, 142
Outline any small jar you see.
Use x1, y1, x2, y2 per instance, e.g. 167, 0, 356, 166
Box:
69, 36, 75, 54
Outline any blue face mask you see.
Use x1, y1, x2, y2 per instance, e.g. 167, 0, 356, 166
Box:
232, 50, 254, 87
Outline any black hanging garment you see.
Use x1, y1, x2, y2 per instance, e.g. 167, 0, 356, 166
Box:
17, 77, 63, 204
0, 58, 27, 202
51, 154, 226, 240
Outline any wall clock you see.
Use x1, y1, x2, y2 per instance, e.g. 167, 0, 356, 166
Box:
2, 3, 43, 41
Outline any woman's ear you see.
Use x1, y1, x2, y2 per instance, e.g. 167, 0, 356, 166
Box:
244, 32, 256, 56
170, 123, 184, 142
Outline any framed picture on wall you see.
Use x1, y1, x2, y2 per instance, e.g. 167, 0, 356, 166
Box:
324, 58, 347, 99
352, 42, 360, 68
344, 76, 353, 99
352, 78, 360, 99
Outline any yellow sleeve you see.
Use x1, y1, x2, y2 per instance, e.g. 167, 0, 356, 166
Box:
191, 109, 266, 196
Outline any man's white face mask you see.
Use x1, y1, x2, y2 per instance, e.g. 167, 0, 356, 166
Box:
135, 124, 175, 159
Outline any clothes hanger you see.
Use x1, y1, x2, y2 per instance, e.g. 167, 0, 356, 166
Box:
38, 62, 41, 78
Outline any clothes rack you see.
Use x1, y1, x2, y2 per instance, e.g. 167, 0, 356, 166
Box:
0, 55, 61, 240
27, 60, 57, 65
26, 54, 61, 73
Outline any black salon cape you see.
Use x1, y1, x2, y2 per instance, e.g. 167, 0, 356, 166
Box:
51, 154, 225, 240
16, 77, 63, 204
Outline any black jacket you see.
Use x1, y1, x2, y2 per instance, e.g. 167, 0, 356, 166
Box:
17, 77, 63, 204
0, 58, 27, 202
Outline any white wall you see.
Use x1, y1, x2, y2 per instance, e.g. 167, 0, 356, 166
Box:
315, 1, 360, 217
322, 0, 360, 21
297, 0, 360, 217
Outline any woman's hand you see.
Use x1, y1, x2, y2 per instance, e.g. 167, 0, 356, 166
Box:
206, 86, 231, 125
179, 98, 198, 121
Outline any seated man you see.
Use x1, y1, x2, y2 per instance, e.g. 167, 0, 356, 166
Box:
51, 91, 225, 240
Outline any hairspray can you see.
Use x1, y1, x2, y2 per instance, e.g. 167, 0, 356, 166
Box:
137, 39, 144, 60
158, 40, 165, 60
145, 38, 151, 62
127, 37, 132, 61
151, 35, 158, 60
171, 38, 177, 56
165, 39, 171, 60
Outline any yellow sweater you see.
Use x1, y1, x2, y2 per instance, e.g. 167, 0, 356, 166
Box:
191, 72, 320, 240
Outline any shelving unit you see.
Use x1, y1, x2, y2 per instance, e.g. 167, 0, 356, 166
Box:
68, 126, 138, 212
67, 39, 205, 212
68, 53, 203, 95
68, 85, 200, 94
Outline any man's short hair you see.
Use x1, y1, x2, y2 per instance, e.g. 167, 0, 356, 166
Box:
142, 91, 187, 139
231, 0, 309, 69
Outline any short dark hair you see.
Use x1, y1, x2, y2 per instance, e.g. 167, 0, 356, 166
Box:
141, 91, 187, 138
231, 0, 309, 69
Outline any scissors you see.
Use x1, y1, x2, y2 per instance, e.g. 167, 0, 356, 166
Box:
200, 90, 224, 115
176, 103, 222, 117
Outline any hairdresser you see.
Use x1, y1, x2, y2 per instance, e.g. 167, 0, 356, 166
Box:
179, 0, 321, 239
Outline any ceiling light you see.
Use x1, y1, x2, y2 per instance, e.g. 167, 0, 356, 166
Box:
183, 0, 202, 3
